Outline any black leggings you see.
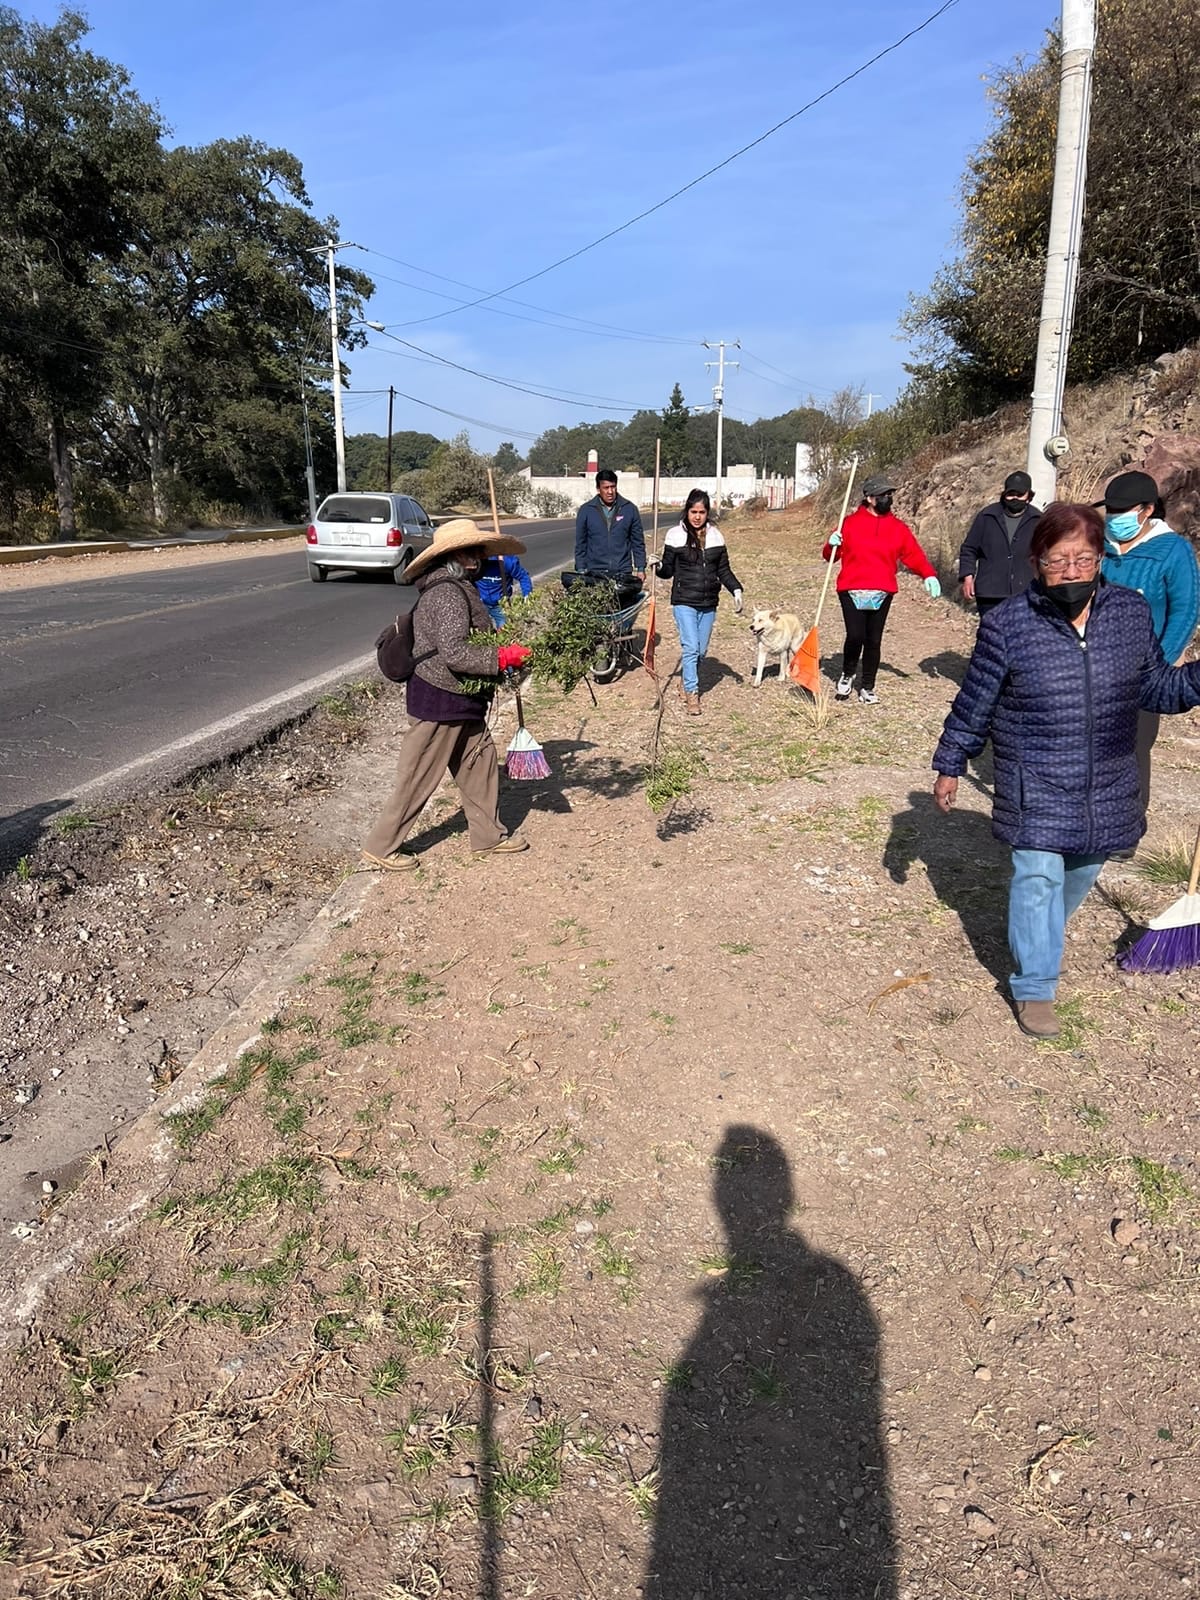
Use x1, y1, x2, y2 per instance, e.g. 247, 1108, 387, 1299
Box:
839, 591, 893, 691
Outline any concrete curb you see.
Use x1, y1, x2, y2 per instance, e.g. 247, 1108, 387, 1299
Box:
0, 866, 378, 1343
0, 527, 300, 566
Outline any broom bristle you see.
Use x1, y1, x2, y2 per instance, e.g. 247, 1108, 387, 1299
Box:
506, 746, 551, 781
1119, 921, 1200, 974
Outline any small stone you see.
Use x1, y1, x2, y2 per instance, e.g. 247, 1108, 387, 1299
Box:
42, 1180, 56, 1194
974, 1365, 992, 1383
14, 1085, 37, 1105
447, 1474, 479, 1499
523, 1396, 543, 1421
574, 1219, 594, 1234
49, 1068, 62, 1079
1112, 1218, 1142, 1249
964, 1507, 997, 1539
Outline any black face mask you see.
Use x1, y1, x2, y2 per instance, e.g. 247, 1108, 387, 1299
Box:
1036, 574, 1099, 620
1001, 496, 1028, 515
872, 494, 893, 515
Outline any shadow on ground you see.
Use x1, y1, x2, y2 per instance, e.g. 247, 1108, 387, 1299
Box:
883, 788, 1011, 987
644, 1126, 896, 1600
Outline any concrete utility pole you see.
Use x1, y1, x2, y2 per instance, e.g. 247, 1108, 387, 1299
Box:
324, 240, 349, 494
704, 340, 740, 516
1026, 0, 1096, 505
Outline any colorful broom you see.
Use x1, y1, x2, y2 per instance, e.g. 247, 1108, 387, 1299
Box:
1119, 824, 1200, 973
486, 467, 551, 781
505, 684, 551, 780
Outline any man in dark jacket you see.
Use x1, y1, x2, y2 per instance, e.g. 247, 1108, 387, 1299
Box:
574, 469, 646, 579
957, 471, 1041, 614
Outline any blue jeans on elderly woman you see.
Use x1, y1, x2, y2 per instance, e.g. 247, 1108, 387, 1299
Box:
1007, 848, 1107, 1002
673, 605, 717, 695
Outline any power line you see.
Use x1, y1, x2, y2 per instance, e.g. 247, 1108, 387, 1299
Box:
371, 387, 540, 441
392, 0, 962, 330
366, 327, 652, 413
358, 246, 698, 346
738, 349, 844, 397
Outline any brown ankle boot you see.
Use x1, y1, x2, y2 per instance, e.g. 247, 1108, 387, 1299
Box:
685, 691, 701, 716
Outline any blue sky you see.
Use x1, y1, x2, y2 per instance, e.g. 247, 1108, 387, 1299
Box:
31, 0, 1057, 446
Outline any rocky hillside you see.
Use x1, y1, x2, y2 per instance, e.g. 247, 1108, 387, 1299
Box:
900, 347, 1200, 576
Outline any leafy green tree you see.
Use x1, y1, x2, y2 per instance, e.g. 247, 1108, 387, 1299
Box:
492, 440, 524, 474
660, 383, 690, 474
346, 430, 440, 490
0, 6, 163, 537
906, 0, 1200, 408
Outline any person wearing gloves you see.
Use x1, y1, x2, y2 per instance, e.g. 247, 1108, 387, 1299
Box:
932, 502, 1200, 1039
475, 550, 533, 627
823, 474, 941, 703
1099, 469, 1200, 813
656, 488, 743, 716
957, 470, 1041, 615
362, 519, 533, 872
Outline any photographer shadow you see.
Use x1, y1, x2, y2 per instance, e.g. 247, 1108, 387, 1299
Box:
646, 1126, 896, 1600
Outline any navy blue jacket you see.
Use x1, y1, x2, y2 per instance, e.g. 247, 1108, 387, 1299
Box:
957, 502, 1040, 598
574, 494, 646, 576
933, 581, 1200, 854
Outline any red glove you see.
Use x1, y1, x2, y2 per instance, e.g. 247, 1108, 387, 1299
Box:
497, 644, 532, 672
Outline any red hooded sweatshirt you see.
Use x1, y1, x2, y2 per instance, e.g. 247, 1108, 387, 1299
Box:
822, 505, 936, 593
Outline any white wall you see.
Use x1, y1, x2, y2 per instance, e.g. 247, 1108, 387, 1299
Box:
522, 450, 816, 516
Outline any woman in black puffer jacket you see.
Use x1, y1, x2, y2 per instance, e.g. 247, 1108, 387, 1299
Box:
656, 489, 743, 715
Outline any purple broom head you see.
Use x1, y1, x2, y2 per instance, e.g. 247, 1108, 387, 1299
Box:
505, 724, 551, 781
1118, 891, 1200, 974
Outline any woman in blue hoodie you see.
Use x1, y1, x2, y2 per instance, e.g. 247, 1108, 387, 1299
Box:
1100, 469, 1200, 810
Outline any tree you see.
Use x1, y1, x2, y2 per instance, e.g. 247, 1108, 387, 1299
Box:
660, 383, 690, 474
0, 6, 164, 537
905, 0, 1200, 408
346, 430, 440, 490
492, 440, 524, 474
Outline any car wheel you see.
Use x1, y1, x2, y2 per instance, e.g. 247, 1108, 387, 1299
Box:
392, 558, 410, 585
310, 564, 327, 583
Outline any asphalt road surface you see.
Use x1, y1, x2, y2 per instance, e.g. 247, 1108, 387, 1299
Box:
0, 518, 577, 857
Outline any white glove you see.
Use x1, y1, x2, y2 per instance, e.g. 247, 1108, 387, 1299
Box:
923, 576, 942, 599
732, 589, 744, 614
828, 531, 843, 547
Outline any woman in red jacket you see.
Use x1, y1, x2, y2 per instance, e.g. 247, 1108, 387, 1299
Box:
822, 474, 941, 703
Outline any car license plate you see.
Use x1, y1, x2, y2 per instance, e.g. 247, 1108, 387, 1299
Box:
339, 532, 368, 546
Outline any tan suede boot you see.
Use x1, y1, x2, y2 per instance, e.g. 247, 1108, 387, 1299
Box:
685, 691, 701, 716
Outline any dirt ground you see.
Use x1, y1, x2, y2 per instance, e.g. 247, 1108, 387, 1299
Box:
3, 514, 1200, 1600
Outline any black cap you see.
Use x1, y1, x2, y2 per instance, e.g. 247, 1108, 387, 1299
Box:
1100, 469, 1158, 511
1003, 470, 1032, 496
862, 474, 895, 497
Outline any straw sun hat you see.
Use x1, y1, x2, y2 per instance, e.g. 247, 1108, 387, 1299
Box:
404, 517, 527, 584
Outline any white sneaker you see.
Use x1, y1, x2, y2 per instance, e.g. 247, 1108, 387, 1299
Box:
835, 675, 853, 700
858, 688, 879, 704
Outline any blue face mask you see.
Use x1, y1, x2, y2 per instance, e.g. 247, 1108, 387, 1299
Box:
1105, 510, 1142, 543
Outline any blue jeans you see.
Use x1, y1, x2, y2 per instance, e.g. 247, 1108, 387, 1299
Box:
1008, 848, 1107, 1001
673, 605, 717, 693
484, 601, 506, 628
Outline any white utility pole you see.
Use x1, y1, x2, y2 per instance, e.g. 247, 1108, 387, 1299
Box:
1026, 0, 1096, 505
704, 340, 740, 516
865, 392, 881, 418
324, 240, 349, 494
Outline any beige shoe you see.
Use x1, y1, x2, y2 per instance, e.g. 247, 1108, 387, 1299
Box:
1014, 1000, 1060, 1039
361, 849, 418, 873
685, 691, 701, 717
472, 835, 529, 858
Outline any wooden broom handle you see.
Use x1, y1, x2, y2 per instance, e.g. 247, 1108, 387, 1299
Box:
813, 456, 858, 633
1188, 822, 1200, 898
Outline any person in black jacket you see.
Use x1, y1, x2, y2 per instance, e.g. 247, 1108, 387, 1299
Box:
957, 471, 1041, 615
656, 489, 743, 715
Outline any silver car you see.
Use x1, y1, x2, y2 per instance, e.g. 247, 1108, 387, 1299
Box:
306, 491, 436, 582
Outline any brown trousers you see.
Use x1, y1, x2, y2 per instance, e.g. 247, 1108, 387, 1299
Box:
364, 717, 506, 858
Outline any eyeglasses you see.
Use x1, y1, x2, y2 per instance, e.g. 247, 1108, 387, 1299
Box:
1038, 554, 1100, 575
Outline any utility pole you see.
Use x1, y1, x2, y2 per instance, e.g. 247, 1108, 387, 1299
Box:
1027, 0, 1095, 505
704, 340, 739, 516
385, 386, 395, 491
865, 392, 881, 418
299, 362, 318, 524
311, 238, 361, 495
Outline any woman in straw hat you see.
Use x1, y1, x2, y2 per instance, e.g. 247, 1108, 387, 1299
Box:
362, 518, 533, 871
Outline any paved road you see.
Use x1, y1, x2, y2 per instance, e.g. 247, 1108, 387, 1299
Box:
0, 518, 577, 856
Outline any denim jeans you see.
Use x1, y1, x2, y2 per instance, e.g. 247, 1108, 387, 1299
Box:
1008, 848, 1107, 1001
484, 601, 506, 628
673, 605, 717, 693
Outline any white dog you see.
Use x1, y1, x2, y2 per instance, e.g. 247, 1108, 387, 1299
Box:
749, 608, 806, 686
